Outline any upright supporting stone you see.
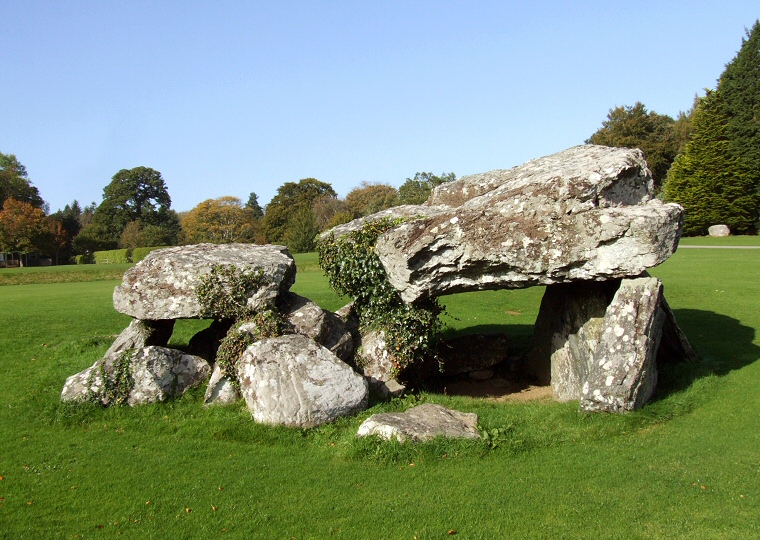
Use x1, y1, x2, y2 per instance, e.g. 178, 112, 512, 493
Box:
104, 319, 176, 357
580, 278, 664, 412
524, 280, 619, 397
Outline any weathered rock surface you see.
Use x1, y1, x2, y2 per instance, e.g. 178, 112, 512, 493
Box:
357, 330, 406, 397
282, 294, 354, 361
376, 201, 682, 303
524, 280, 620, 397
104, 318, 175, 357
708, 224, 730, 237
204, 364, 240, 406
237, 334, 368, 427
61, 346, 210, 406
319, 205, 449, 241
580, 278, 664, 412
433, 333, 509, 376
427, 145, 654, 211
657, 297, 699, 365
113, 244, 296, 319
356, 403, 480, 443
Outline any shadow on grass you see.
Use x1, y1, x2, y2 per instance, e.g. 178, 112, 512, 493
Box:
655, 309, 760, 399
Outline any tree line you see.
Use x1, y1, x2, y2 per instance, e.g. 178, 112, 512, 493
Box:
2, 21, 758, 263
0, 152, 456, 261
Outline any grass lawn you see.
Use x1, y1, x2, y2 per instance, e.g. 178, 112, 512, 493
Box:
0, 250, 758, 538
678, 235, 760, 246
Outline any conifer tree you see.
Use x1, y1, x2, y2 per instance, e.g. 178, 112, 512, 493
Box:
665, 21, 760, 235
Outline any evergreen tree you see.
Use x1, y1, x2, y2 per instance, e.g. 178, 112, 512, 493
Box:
665, 21, 760, 235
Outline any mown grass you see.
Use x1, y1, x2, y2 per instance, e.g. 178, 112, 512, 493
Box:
678, 235, 760, 246
0, 250, 758, 538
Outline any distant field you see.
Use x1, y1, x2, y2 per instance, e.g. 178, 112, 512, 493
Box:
679, 234, 760, 246
0, 249, 758, 538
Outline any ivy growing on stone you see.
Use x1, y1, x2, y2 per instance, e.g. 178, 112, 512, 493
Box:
196, 264, 271, 320
317, 217, 443, 373
215, 309, 290, 387
87, 349, 135, 406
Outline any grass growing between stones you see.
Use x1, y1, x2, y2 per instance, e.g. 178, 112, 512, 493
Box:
0, 250, 758, 538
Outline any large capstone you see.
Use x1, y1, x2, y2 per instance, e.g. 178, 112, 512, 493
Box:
113, 244, 296, 319
61, 346, 210, 406
237, 334, 368, 428
376, 200, 682, 304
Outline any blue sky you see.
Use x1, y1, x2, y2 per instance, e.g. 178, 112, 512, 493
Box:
1, 1, 758, 213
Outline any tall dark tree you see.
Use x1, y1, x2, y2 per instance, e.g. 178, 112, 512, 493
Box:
263, 178, 336, 243
76, 166, 179, 249
586, 103, 681, 190
397, 172, 456, 205
0, 152, 45, 209
245, 192, 264, 218
665, 21, 760, 235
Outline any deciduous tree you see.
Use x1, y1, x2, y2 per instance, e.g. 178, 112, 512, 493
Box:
263, 178, 336, 243
0, 152, 45, 209
397, 172, 456, 205
181, 196, 260, 244
0, 198, 51, 262
345, 182, 398, 217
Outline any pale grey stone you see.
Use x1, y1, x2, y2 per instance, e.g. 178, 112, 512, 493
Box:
113, 244, 296, 319
282, 294, 354, 361
657, 297, 699, 364
357, 330, 405, 398
237, 334, 368, 428
580, 277, 664, 412
61, 346, 210, 406
376, 201, 682, 303
708, 224, 730, 237
427, 145, 654, 211
356, 404, 480, 443
203, 364, 240, 406
524, 281, 620, 398
104, 319, 175, 357
319, 205, 449, 242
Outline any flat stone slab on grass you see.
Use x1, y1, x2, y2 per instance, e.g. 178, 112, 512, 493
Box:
357, 403, 480, 443
113, 243, 296, 320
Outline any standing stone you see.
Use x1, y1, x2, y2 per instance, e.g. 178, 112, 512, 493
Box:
708, 224, 730, 237
580, 278, 665, 412
237, 334, 368, 428
61, 346, 210, 406
357, 330, 406, 398
113, 244, 296, 320
104, 318, 175, 357
357, 404, 480, 443
524, 281, 620, 398
657, 297, 699, 365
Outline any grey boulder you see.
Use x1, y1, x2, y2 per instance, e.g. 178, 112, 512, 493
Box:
237, 334, 368, 427
61, 346, 210, 406
282, 294, 354, 361
204, 364, 241, 406
113, 244, 296, 319
357, 403, 480, 443
708, 224, 730, 237
357, 330, 406, 398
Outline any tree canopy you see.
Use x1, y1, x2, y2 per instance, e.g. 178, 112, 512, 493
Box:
345, 182, 398, 217
77, 167, 180, 250
398, 172, 456, 205
181, 196, 261, 244
0, 152, 45, 210
586, 103, 681, 190
263, 178, 336, 243
0, 198, 52, 256
664, 21, 760, 235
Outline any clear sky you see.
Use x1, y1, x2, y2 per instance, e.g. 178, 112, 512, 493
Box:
2, 1, 758, 213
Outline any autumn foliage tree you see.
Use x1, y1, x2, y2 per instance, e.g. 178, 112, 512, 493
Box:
181, 196, 262, 244
0, 198, 54, 265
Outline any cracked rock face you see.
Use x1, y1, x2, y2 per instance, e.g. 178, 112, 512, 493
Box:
61, 346, 210, 406
356, 403, 480, 443
113, 244, 296, 319
376, 201, 682, 303
237, 334, 368, 428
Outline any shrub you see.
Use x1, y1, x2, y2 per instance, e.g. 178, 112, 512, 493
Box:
131, 246, 169, 263
93, 248, 131, 264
